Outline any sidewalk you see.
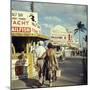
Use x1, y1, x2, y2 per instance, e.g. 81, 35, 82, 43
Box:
11, 74, 83, 89
11, 56, 86, 89
66, 56, 86, 59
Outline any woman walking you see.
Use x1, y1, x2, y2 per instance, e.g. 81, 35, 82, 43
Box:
43, 43, 59, 87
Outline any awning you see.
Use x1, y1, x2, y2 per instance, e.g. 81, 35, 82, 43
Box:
12, 32, 49, 40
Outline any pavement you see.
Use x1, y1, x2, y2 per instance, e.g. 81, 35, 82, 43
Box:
11, 56, 87, 89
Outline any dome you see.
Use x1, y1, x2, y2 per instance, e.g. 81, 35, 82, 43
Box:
51, 25, 67, 34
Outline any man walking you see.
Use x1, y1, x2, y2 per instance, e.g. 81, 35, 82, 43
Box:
35, 41, 46, 85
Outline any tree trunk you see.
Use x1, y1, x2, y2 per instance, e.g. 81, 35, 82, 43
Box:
79, 30, 81, 55
79, 30, 81, 48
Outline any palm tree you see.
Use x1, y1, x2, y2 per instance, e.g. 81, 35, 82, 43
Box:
83, 35, 87, 42
74, 21, 87, 48
83, 35, 87, 84
74, 22, 87, 83
83, 35, 87, 56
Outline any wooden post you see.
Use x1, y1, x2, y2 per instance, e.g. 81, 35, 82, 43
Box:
27, 53, 33, 78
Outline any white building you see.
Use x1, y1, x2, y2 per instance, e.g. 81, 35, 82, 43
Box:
50, 25, 68, 46
50, 25, 79, 48
50, 25, 80, 56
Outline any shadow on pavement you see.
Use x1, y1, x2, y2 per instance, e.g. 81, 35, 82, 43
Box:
82, 57, 88, 85
21, 78, 42, 88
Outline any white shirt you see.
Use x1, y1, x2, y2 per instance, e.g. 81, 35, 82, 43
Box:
35, 45, 46, 58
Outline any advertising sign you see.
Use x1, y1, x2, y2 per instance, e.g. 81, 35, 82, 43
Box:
50, 29, 68, 46
12, 10, 41, 34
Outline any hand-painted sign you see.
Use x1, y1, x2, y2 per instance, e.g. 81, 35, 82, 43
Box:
12, 10, 41, 34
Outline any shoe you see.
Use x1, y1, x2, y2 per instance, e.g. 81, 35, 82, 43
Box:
49, 83, 52, 87
39, 80, 44, 86
42, 80, 44, 85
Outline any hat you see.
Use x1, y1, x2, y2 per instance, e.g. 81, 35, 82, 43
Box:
39, 41, 44, 46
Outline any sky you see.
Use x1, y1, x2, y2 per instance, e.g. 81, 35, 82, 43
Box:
12, 0, 88, 47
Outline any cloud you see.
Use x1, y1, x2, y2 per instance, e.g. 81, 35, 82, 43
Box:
42, 23, 52, 28
42, 23, 48, 28
44, 16, 61, 23
40, 16, 62, 31
35, 3, 87, 25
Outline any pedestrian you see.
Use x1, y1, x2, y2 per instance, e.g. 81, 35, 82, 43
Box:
35, 41, 46, 85
43, 43, 59, 87
15, 51, 28, 79
62, 47, 65, 60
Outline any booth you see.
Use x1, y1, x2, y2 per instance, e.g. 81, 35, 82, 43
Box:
11, 10, 48, 80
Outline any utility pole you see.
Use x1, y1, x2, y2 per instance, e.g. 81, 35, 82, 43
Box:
31, 2, 34, 12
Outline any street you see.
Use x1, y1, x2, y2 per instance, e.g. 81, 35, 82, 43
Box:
11, 56, 87, 89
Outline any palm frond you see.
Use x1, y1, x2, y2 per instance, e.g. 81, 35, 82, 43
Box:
82, 26, 87, 30
77, 21, 82, 28
74, 28, 78, 31
77, 21, 87, 31
74, 29, 78, 34
83, 35, 87, 42
81, 29, 85, 33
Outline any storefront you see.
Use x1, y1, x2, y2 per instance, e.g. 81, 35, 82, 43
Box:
12, 33, 48, 80
11, 10, 48, 80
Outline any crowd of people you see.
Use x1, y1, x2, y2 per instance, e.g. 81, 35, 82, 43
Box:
16, 41, 60, 87
15, 40, 87, 87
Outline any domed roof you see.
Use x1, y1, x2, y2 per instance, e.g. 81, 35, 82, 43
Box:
51, 25, 67, 34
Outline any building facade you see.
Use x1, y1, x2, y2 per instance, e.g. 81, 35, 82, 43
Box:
50, 25, 80, 56
12, 10, 48, 80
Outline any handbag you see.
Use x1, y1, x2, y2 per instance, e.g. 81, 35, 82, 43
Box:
56, 69, 61, 78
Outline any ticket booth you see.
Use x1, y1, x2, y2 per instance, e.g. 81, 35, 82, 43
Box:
11, 10, 48, 80
11, 32, 48, 80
